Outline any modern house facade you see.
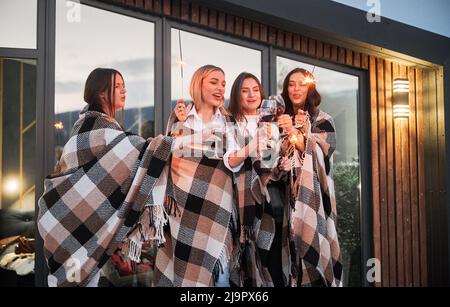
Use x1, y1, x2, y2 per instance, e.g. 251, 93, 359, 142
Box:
0, 0, 449, 286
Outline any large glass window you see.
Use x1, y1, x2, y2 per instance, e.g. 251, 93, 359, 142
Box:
0, 58, 36, 211
0, 0, 37, 49
277, 56, 362, 286
171, 28, 261, 106
55, 1, 155, 152
55, 1, 156, 287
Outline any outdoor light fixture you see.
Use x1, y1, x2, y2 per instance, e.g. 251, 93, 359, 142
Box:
4, 177, 20, 196
54, 121, 64, 129
393, 78, 410, 119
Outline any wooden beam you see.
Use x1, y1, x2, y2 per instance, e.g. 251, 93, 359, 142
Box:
408, 68, 420, 287
415, 68, 427, 286
191, 1, 199, 23
377, 57, 389, 286
208, 8, 217, 28
180, 0, 189, 20
199, 7, 208, 26
385, 60, 397, 286
370, 56, 381, 287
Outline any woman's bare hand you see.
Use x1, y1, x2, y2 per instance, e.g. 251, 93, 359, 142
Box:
278, 156, 292, 172
277, 114, 294, 132
174, 99, 187, 122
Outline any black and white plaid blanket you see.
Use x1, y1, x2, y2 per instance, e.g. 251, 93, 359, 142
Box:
37, 107, 173, 286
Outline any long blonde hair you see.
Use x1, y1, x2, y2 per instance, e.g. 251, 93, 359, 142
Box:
189, 65, 225, 110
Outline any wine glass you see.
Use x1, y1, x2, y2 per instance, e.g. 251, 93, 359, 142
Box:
269, 95, 286, 117
258, 99, 277, 123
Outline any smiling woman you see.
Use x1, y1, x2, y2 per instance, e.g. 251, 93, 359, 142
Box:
53, 1, 156, 287
277, 55, 362, 286
171, 28, 262, 107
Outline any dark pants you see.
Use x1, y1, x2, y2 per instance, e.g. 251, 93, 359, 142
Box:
265, 182, 286, 287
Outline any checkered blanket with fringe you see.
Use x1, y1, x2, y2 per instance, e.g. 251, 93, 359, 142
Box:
152, 104, 236, 287
37, 108, 173, 287
291, 110, 343, 287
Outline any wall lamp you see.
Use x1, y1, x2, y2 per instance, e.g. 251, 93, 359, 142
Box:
393, 78, 410, 119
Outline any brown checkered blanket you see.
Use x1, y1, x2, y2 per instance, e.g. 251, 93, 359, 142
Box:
227, 119, 280, 287
37, 108, 173, 287
152, 104, 236, 286
291, 110, 343, 287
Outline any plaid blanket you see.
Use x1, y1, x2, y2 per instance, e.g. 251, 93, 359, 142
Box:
37, 107, 173, 287
229, 119, 297, 287
290, 110, 342, 287
227, 119, 278, 287
152, 104, 236, 287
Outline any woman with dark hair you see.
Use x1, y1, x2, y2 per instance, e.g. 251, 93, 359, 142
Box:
37, 68, 179, 287
279, 68, 343, 287
226, 72, 291, 287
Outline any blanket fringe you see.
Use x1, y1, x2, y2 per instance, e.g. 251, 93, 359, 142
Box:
165, 195, 181, 217
123, 204, 169, 262
213, 239, 230, 285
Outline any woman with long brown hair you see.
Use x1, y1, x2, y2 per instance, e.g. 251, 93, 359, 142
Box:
279, 68, 342, 287
226, 72, 291, 287
37, 68, 177, 286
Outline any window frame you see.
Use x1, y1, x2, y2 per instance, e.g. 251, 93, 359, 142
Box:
164, 19, 270, 128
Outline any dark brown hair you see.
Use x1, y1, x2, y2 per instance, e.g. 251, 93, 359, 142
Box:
228, 72, 266, 121
281, 68, 321, 117
84, 68, 124, 118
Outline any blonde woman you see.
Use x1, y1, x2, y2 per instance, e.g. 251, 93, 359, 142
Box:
153, 65, 241, 287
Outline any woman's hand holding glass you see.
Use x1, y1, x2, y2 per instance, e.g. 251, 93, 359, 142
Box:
278, 156, 292, 172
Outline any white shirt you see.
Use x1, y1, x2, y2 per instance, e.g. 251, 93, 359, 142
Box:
243, 115, 259, 139
223, 115, 260, 173
182, 106, 241, 172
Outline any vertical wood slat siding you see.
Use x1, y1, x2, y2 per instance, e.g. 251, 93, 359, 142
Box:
162, 0, 171, 15
423, 68, 449, 286
385, 61, 397, 286
408, 67, 421, 287
106, 0, 439, 287
416, 69, 428, 287
180, 0, 189, 20
208, 9, 217, 28
425, 69, 438, 285
436, 67, 448, 286
371, 59, 428, 287
377, 58, 390, 286
400, 65, 413, 287
369, 56, 381, 287
171, 0, 180, 18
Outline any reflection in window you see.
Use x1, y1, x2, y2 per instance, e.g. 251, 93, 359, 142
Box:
277, 56, 362, 286
171, 29, 261, 106
54, 1, 155, 287
55, 1, 155, 153
0, 0, 37, 49
0, 58, 37, 211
